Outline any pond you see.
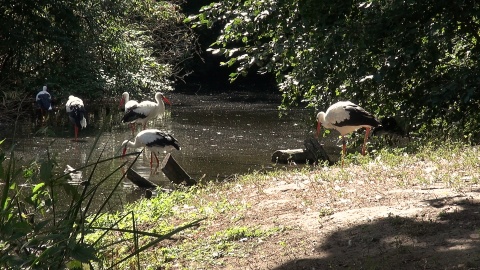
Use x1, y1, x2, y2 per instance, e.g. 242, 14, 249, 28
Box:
1, 92, 343, 208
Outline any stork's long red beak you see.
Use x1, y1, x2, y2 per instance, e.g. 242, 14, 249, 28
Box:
162, 96, 172, 105
316, 121, 322, 138
122, 147, 127, 156
119, 98, 125, 108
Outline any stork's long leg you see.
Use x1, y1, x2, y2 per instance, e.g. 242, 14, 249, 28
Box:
342, 136, 346, 167
153, 153, 159, 167
74, 125, 78, 141
129, 123, 136, 136
362, 127, 371, 156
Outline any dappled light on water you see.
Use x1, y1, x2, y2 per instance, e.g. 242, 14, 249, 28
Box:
1, 93, 319, 203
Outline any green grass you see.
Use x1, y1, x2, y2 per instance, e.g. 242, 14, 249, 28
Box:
99, 140, 479, 269
84, 140, 480, 269
9, 138, 477, 269
0, 134, 201, 270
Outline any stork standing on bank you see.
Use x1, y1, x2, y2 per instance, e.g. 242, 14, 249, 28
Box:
36, 86, 52, 121
66, 95, 87, 141
316, 101, 380, 165
119, 92, 139, 135
121, 92, 171, 131
122, 129, 181, 168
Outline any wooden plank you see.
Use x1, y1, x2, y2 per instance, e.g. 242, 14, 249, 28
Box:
304, 137, 333, 165
161, 153, 197, 186
126, 168, 158, 189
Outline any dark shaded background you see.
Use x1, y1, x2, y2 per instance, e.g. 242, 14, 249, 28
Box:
179, 1, 278, 94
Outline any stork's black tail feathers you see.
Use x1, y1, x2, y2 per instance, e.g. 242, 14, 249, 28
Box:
172, 141, 181, 151
68, 105, 87, 129
372, 116, 407, 137
122, 108, 143, 123
168, 134, 181, 151
146, 131, 181, 151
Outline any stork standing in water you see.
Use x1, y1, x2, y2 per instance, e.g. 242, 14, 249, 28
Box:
316, 101, 380, 165
121, 92, 171, 131
66, 95, 87, 141
122, 129, 180, 168
119, 92, 139, 135
36, 86, 52, 121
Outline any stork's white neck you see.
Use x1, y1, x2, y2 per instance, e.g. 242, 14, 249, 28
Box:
122, 139, 139, 149
123, 92, 130, 103
317, 112, 334, 129
155, 93, 162, 103
155, 93, 166, 111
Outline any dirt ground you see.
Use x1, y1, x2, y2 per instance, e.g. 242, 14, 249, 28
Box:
165, 92, 480, 269
205, 170, 480, 270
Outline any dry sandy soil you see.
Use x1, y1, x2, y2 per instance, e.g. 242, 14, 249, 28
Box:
164, 92, 480, 269
197, 168, 480, 270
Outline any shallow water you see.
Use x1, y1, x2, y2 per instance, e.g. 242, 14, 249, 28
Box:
2, 92, 333, 206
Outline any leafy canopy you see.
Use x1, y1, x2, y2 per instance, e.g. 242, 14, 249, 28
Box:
187, 0, 480, 140
0, 0, 197, 99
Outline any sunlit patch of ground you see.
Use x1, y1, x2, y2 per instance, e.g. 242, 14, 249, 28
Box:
187, 146, 480, 269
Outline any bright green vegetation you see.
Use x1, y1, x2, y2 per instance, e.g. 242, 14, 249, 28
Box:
1, 0, 197, 100
187, 0, 480, 141
86, 180, 284, 269
0, 137, 201, 269
1, 135, 480, 269
83, 140, 480, 268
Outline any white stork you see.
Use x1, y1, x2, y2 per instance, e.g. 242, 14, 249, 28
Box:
121, 92, 171, 131
316, 101, 380, 165
66, 95, 87, 141
119, 92, 139, 135
121, 129, 181, 167
36, 86, 52, 121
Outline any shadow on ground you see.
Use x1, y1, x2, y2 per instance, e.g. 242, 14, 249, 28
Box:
273, 193, 480, 269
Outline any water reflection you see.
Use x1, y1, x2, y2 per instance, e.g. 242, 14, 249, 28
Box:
1, 93, 321, 203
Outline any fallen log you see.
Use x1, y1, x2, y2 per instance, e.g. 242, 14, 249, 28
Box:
161, 153, 197, 186
271, 137, 332, 165
271, 149, 315, 164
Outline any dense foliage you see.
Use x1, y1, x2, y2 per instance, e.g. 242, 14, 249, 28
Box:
0, 138, 200, 269
0, 0, 197, 100
187, 0, 480, 140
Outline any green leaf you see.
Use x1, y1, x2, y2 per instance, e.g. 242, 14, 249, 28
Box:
40, 161, 53, 182
9, 183, 16, 190
32, 183, 45, 193
66, 260, 83, 269
70, 244, 99, 263
12, 221, 32, 235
